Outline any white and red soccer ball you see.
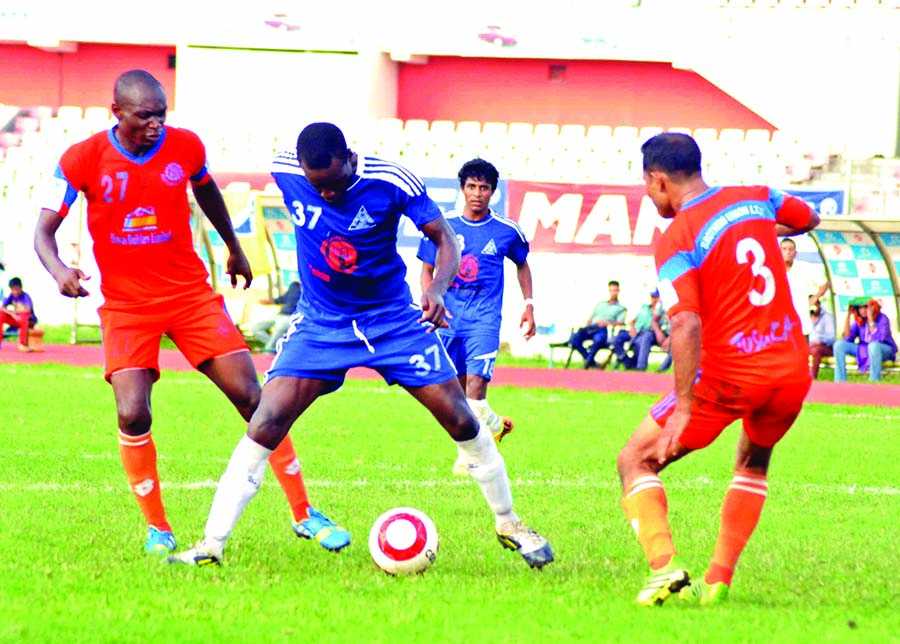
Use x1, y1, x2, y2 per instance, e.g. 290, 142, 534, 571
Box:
368, 507, 439, 575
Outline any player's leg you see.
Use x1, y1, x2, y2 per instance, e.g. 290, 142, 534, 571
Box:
617, 412, 694, 605
111, 368, 175, 554
169, 376, 341, 565
405, 377, 553, 569
199, 350, 315, 529
461, 334, 512, 444
683, 381, 808, 605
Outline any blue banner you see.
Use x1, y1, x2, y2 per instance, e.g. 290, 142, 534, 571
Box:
784, 189, 845, 216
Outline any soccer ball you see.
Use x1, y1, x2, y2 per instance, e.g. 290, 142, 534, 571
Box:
368, 507, 439, 575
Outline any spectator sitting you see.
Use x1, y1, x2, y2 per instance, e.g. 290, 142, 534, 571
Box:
833, 297, 897, 382
808, 295, 835, 379
613, 288, 666, 371
250, 280, 301, 354
567, 279, 628, 369
1, 276, 38, 352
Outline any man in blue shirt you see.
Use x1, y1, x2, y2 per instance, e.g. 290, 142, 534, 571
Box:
169, 123, 552, 570
417, 158, 534, 476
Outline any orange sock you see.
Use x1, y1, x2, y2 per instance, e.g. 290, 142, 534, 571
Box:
706, 470, 768, 586
118, 430, 170, 532
268, 435, 311, 523
622, 473, 675, 570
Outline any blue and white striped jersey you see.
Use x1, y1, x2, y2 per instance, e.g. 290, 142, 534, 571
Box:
417, 209, 529, 338
271, 150, 442, 324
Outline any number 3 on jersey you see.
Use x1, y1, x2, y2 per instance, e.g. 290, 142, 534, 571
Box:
736, 237, 775, 307
290, 200, 322, 229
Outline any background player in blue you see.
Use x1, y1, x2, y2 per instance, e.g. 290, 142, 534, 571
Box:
169, 123, 553, 569
417, 158, 535, 476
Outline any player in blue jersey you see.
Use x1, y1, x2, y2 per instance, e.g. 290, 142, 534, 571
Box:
417, 158, 535, 476
169, 123, 553, 569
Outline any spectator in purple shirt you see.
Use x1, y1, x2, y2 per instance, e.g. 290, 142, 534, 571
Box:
1, 276, 38, 352
833, 298, 897, 382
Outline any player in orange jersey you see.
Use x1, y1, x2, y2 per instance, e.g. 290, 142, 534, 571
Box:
616, 133, 820, 606
34, 70, 348, 556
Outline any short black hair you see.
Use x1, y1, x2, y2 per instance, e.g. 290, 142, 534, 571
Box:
608, 280, 620, 288
114, 69, 164, 103
9, 276, 22, 288
458, 158, 499, 190
641, 133, 702, 177
296, 122, 349, 169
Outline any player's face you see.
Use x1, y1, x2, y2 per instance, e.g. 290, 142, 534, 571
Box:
462, 177, 494, 216
643, 171, 675, 219
302, 156, 354, 204
781, 241, 797, 263
112, 85, 167, 154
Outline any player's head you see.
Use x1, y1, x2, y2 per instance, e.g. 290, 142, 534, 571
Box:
8, 276, 22, 295
297, 122, 353, 203
112, 70, 167, 153
458, 158, 499, 216
641, 133, 703, 219
608, 279, 620, 300
780, 238, 797, 265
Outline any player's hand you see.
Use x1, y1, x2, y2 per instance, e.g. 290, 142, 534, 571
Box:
654, 408, 690, 464
419, 289, 451, 332
53, 266, 91, 298
520, 308, 535, 340
226, 250, 253, 289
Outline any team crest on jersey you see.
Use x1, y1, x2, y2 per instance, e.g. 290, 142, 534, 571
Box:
457, 254, 479, 282
160, 162, 186, 186
481, 239, 498, 255
321, 235, 359, 274
348, 206, 376, 231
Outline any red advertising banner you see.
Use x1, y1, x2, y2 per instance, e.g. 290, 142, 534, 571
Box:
505, 181, 669, 254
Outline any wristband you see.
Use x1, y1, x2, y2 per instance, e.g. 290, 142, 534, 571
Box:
523, 298, 534, 307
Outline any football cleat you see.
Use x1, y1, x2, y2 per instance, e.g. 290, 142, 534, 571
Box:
496, 521, 554, 569
493, 417, 514, 444
451, 457, 469, 477
635, 556, 691, 606
292, 507, 351, 552
166, 542, 222, 567
144, 526, 176, 555
679, 579, 730, 606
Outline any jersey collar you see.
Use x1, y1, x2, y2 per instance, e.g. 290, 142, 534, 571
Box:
108, 126, 167, 165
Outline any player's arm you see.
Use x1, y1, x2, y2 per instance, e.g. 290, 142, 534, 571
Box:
420, 262, 436, 296
773, 192, 820, 237
192, 177, 252, 289
417, 217, 460, 331
34, 208, 90, 298
655, 309, 701, 463
516, 260, 535, 340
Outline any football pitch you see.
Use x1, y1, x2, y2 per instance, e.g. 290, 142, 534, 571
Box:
1, 363, 897, 643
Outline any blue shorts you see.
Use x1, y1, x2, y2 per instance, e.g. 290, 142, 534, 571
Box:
264, 306, 458, 390
441, 333, 500, 381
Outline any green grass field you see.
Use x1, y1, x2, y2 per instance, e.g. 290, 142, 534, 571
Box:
1, 363, 898, 643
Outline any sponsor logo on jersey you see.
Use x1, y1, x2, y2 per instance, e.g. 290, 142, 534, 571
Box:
481, 239, 498, 255
123, 206, 158, 231
457, 254, 479, 282
321, 235, 359, 274
160, 162, 186, 186
348, 206, 376, 231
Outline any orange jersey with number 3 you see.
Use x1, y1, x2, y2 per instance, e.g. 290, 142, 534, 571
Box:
48, 127, 212, 308
654, 186, 815, 386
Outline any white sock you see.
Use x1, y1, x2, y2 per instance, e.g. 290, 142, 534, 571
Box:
467, 397, 503, 435
456, 425, 517, 528
203, 434, 273, 555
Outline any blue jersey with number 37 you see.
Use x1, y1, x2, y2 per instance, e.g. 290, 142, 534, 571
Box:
271, 150, 442, 324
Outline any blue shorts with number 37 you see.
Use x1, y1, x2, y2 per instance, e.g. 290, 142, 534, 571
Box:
264, 305, 458, 390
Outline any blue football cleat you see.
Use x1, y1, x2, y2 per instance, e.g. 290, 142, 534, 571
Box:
292, 507, 351, 552
145, 526, 177, 555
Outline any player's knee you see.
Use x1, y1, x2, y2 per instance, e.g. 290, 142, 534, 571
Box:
445, 405, 479, 442
118, 405, 152, 435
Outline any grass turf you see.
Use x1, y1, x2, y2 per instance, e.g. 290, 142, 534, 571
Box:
0, 363, 897, 643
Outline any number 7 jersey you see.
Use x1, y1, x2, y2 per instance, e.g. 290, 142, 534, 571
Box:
654, 186, 815, 386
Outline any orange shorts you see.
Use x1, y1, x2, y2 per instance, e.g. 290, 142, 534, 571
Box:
99, 291, 248, 381
649, 373, 811, 449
